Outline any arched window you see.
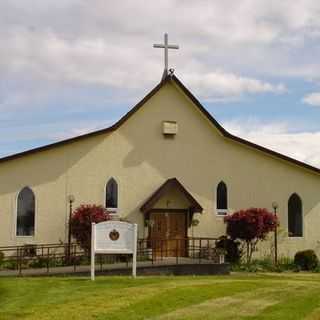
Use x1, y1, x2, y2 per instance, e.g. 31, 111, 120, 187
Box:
16, 187, 35, 236
217, 181, 228, 216
288, 193, 303, 237
106, 178, 118, 211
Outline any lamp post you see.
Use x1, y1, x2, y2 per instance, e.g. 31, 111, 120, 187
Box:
272, 201, 278, 265
67, 195, 75, 261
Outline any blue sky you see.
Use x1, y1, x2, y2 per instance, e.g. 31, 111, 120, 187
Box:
2, 1, 320, 166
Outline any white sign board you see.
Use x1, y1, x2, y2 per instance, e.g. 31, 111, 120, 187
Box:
91, 221, 138, 280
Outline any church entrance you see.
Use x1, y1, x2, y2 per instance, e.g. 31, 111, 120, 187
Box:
140, 178, 203, 258
149, 210, 187, 257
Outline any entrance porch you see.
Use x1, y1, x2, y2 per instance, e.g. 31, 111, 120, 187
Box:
140, 178, 203, 258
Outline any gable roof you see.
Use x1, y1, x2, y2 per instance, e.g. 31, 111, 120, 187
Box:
140, 178, 203, 213
1, 73, 320, 175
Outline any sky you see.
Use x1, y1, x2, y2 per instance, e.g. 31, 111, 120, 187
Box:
2, 1, 320, 167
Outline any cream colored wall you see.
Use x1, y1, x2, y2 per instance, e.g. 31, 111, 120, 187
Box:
152, 185, 192, 209
0, 80, 320, 258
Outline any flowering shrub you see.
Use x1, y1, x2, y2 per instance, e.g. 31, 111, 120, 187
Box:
224, 208, 277, 263
70, 204, 111, 253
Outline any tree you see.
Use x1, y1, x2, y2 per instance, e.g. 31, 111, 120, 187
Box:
70, 204, 111, 253
224, 208, 277, 263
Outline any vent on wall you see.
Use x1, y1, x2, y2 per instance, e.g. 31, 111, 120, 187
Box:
163, 121, 178, 136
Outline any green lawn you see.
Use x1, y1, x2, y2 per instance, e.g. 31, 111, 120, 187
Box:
1, 273, 320, 320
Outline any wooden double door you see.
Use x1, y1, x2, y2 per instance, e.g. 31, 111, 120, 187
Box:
150, 211, 187, 257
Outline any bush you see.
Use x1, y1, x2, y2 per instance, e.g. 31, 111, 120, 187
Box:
215, 236, 241, 264
1, 259, 18, 270
294, 250, 319, 271
231, 257, 296, 273
199, 246, 226, 263
70, 204, 111, 253
22, 244, 37, 257
313, 265, 320, 273
29, 256, 51, 269
278, 256, 296, 271
0, 251, 4, 265
224, 208, 277, 263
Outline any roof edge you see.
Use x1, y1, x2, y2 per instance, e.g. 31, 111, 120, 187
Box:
0, 76, 171, 163
140, 177, 203, 213
0, 73, 319, 176
170, 74, 320, 175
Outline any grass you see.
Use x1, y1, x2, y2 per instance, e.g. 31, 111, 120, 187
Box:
1, 273, 320, 319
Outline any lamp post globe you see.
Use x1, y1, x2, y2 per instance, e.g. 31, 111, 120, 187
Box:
68, 194, 75, 204
272, 201, 278, 210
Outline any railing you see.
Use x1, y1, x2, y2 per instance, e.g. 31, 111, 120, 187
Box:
0, 237, 225, 276
138, 237, 224, 263
0, 243, 85, 275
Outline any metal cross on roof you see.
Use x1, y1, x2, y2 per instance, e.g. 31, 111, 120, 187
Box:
153, 33, 179, 79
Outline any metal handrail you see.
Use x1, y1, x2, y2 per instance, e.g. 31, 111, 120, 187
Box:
0, 237, 224, 275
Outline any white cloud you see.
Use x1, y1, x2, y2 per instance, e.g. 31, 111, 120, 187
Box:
1, 0, 320, 159
302, 92, 320, 106
182, 72, 286, 101
224, 118, 320, 168
1, 0, 319, 108
5, 26, 287, 102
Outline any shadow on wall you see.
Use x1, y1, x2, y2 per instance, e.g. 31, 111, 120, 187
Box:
119, 82, 320, 222
120, 83, 220, 200
0, 134, 106, 195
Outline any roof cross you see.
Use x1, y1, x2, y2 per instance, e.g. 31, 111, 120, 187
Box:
153, 33, 179, 78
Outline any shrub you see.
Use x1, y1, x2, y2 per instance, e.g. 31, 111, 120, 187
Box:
199, 246, 226, 263
29, 256, 50, 269
232, 258, 275, 272
0, 251, 4, 265
215, 236, 241, 264
224, 208, 277, 263
2, 259, 18, 270
294, 250, 319, 271
22, 244, 37, 257
231, 257, 296, 273
313, 265, 320, 273
70, 204, 111, 253
278, 256, 296, 272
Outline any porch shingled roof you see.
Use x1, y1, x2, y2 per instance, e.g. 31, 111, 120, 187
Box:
140, 178, 203, 214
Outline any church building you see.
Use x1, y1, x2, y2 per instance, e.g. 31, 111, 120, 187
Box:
1, 31, 320, 258
1, 71, 320, 258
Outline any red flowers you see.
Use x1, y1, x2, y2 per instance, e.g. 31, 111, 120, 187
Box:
224, 208, 278, 262
70, 204, 111, 253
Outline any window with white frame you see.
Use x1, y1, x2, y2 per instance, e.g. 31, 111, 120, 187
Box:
216, 181, 228, 216
106, 178, 118, 212
288, 193, 303, 237
16, 187, 35, 236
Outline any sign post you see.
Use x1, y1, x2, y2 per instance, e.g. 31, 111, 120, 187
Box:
91, 221, 138, 281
